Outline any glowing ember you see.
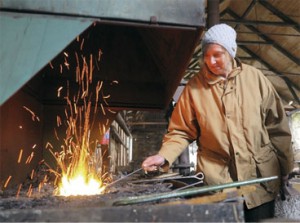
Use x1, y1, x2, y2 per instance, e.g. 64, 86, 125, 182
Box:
59, 175, 105, 196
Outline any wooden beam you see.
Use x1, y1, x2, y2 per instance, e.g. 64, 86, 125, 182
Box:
237, 40, 272, 45
258, 0, 300, 33
234, 0, 257, 30
222, 19, 296, 27
226, 9, 300, 66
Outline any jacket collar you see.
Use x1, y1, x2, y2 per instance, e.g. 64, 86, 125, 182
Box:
203, 58, 242, 85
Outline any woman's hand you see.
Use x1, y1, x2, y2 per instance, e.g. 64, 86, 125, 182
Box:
141, 154, 165, 172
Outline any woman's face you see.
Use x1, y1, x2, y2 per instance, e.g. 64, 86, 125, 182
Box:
203, 44, 233, 77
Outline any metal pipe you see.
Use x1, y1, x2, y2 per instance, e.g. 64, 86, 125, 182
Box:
207, 0, 220, 28
105, 168, 142, 188
113, 176, 278, 206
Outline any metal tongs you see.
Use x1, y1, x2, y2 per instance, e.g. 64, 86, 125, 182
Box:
130, 172, 205, 191
105, 168, 143, 188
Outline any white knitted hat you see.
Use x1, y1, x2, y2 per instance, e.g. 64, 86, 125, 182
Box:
202, 24, 237, 58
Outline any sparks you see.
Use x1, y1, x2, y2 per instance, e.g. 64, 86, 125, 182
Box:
4, 176, 12, 188
17, 149, 23, 163
52, 49, 107, 197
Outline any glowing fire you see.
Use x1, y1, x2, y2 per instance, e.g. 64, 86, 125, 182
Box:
59, 175, 104, 196
56, 140, 106, 196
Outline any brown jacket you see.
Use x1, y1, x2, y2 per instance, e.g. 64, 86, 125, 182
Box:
159, 60, 293, 209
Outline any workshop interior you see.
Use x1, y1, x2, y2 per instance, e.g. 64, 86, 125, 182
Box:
0, 0, 300, 222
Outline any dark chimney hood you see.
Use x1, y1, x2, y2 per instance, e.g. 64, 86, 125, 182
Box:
0, 0, 205, 109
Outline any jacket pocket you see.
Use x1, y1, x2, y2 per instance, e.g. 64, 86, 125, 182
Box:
253, 143, 280, 193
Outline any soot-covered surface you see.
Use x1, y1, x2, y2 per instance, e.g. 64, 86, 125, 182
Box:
0, 169, 247, 222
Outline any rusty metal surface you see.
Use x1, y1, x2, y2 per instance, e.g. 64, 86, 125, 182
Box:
0, 0, 205, 107
0, 202, 244, 222
0, 0, 205, 26
0, 172, 245, 222
0, 12, 93, 105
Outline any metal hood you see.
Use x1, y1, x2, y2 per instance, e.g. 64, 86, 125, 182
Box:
0, 0, 206, 109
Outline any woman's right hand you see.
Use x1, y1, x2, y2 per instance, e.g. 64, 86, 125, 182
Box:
141, 154, 165, 172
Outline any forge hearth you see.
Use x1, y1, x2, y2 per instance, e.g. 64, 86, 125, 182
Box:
0, 178, 244, 222
0, 164, 244, 222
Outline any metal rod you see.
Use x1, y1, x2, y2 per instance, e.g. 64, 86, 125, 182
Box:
105, 168, 142, 188
113, 176, 278, 206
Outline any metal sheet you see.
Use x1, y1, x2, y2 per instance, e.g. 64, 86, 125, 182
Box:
0, 0, 205, 27
0, 12, 93, 105
0, 0, 205, 107
0, 203, 244, 222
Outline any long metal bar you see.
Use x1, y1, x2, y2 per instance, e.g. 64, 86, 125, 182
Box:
105, 168, 143, 188
113, 176, 278, 205
130, 172, 204, 184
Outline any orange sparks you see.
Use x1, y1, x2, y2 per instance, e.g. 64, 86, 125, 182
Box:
49, 61, 54, 69
45, 142, 53, 149
54, 129, 59, 140
57, 86, 63, 97
100, 103, 106, 115
30, 169, 35, 180
89, 54, 93, 83
80, 38, 85, 50
81, 91, 87, 99
64, 52, 69, 57
50, 48, 108, 197
74, 103, 77, 114
38, 182, 43, 193
16, 184, 22, 198
4, 176, 12, 188
57, 115, 62, 127
32, 144, 36, 149
60, 64, 63, 74
25, 152, 34, 164
27, 184, 33, 197
103, 94, 111, 99
107, 108, 117, 114
64, 108, 69, 120
23, 106, 39, 121
64, 57, 70, 70
17, 149, 23, 163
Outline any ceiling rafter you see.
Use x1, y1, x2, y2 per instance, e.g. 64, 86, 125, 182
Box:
222, 19, 296, 27
258, 0, 300, 33
226, 9, 300, 66
233, 0, 257, 31
239, 45, 300, 104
